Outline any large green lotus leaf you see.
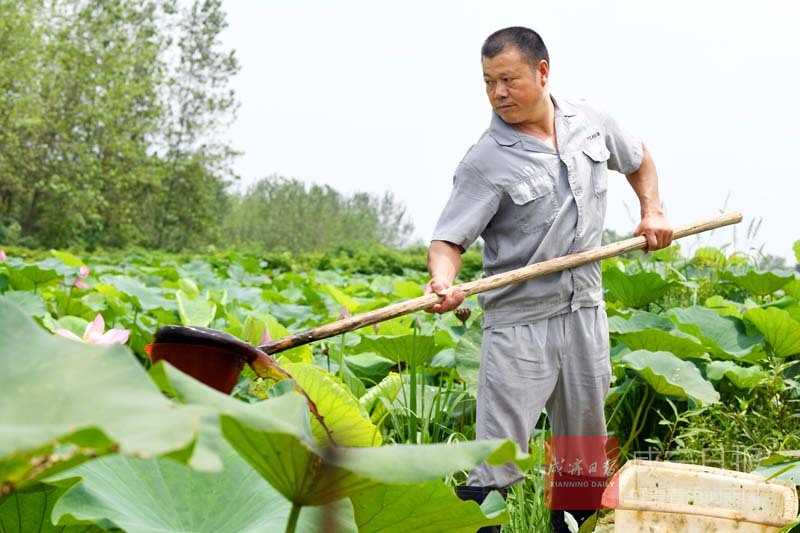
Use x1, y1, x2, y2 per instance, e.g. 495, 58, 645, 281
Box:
603, 267, 672, 308
0, 483, 104, 532
345, 352, 395, 383
705, 361, 765, 389
368, 275, 396, 295
393, 280, 424, 299
454, 319, 483, 390
608, 310, 675, 333
0, 427, 119, 494
743, 307, 800, 358
614, 330, 708, 359
0, 291, 49, 318
49, 251, 85, 268
221, 413, 373, 506
177, 261, 218, 290
0, 300, 203, 486
367, 316, 416, 336
431, 347, 456, 369
690, 247, 726, 267
354, 334, 441, 365
46, 447, 356, 533
608, 311, 707, 358
359, 373, 403, 425
331, 440, 530, 485
795, 240, 800, 263
177, 277, 201, 299
226, 285, 264, 307
433, 328, 459, 351
786, 305, 800, 323
4, 259, 60, 291
667, 306, 764, 361
176, 289, 216, 327
704, 295, 744, 318
264, 302, 316, 326
320, 284, 362, 313
620, 350, 720, 406
723, 270, 794, 296
259, 314, 313, 363
221, 412, 529, 506
785, 280, 800, 300
147, 361, 320, 472
351, 480, 507, 533
53, 315, 90, 337
97, 275, 173, 310
283, 362, 381, 447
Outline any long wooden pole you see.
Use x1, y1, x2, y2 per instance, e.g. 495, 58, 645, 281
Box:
258, 211, 742, 355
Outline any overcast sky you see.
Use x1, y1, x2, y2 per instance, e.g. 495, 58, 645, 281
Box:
219, 0, 800, 261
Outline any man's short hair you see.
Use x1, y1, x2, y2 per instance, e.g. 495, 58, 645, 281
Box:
481, 27, 550, 69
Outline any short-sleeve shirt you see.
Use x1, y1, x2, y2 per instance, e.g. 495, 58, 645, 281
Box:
432, 96, 642, 328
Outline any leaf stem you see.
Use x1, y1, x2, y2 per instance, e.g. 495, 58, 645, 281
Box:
408, 325, 418, 443
285, 502, 302, 533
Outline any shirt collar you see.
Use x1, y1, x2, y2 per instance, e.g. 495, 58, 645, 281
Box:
552, 94, 577, 118
488, 94, 577, 150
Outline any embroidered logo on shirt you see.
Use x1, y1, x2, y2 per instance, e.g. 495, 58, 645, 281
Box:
586, 132, 600, 141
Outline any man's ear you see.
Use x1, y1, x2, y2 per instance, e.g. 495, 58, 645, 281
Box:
537, 59, 550, 85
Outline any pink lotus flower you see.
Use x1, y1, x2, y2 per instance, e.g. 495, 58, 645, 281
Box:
0, 249, 6, 262
259, 326, 272, 345
55, 314, 130, 346
74, 265, 90, 289
59, 265, 90, 289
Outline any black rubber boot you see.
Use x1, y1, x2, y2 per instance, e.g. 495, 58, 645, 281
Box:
550, 509, 597, 533
455, 485, 508, 533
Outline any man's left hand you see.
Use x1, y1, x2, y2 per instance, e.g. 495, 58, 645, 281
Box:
635, 212, 673, 253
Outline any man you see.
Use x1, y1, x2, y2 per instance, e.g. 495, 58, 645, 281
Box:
425, 27, 672, 532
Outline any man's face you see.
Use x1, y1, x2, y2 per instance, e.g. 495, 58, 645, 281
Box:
482, 46, 548, 125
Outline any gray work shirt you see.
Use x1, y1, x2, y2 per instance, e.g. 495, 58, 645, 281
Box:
432, 96, 643, 328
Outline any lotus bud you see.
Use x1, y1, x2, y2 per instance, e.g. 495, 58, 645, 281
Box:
454, 307, 471, 325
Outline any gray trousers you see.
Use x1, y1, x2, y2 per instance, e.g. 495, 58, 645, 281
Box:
467, 305, 611, 488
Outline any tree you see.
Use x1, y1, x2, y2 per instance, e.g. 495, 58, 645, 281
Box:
0, 0, 239, 250
0, 0, 168, 248
146, 0, 240, 251
223, 176, 415, 253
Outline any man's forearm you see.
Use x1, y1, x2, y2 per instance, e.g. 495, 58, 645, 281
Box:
625, 144, 664, 217
624, 144, 673, 251
427, 240, 463, 285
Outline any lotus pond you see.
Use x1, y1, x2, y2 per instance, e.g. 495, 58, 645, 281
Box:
1, 242, 799, 532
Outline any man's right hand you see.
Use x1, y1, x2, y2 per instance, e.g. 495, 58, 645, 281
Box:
424, 277, 465, 314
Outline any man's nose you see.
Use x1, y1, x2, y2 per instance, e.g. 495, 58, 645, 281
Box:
492, 81, 508, 99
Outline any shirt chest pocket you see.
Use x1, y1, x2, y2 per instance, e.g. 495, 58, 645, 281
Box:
582, 142, 611, 197
506, 175, 556, 234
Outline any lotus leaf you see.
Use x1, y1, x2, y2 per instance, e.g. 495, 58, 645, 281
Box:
603, 267, 672, 308
620, 350, 719, 405
667, 306, 764, 361
744, 307, 800, 357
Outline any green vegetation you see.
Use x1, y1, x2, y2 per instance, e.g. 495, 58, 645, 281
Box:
1, 240, 799, 531
0, 0, 413, 253
1, 2, 798, 530
223, 176, 415, 253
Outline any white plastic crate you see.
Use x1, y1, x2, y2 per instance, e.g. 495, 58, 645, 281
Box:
605, 460, 798, 532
